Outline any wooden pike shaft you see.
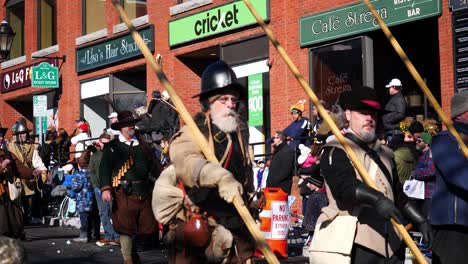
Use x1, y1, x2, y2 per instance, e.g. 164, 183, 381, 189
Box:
111, 1, 279, 263
241, 0, 427, 263
362, 0, 467, 160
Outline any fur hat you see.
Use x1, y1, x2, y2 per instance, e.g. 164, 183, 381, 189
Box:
290, 99, 306, 114
110, 110, 142, 130
297, 144, 311, 165
451, 90, 468, 118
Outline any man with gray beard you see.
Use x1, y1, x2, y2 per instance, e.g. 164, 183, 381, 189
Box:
311, 86, 432, 264
100, 111, 159, 264
167, 61, 255, 263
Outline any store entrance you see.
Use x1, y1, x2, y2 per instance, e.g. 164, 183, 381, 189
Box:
371, 17, 440, 121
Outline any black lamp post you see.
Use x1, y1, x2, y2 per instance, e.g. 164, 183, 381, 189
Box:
0, 20, 15, 61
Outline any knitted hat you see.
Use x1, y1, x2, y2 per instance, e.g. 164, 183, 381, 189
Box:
79, 123, 89, 132
451, 90, 468, 118
290, 99, 306, 114
297, 144, 311, 165
419, 132, 432, 145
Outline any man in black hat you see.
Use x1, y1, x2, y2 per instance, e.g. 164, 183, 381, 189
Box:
100, 111, 159, 264
310, 86, 432, 263
166, 60, 255, 263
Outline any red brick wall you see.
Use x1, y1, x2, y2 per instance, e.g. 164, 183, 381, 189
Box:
0, 0, 455, 213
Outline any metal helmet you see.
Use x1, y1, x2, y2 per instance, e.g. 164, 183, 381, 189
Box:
192, 61, 244, 111
12, 119, 30, 135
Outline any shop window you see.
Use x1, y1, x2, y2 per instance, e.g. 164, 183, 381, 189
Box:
83, 0, 106, 35
121, 0, 147, 20
38, 0, 57, 50
6, 0, 25, 59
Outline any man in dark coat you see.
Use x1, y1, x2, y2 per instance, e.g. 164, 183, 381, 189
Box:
100, 111, 159, 264
148, 90, 180, 139
310, 86, 432, 263
266, 131, 295, 195
382, 78, 406, 140
430, 90, 468, 264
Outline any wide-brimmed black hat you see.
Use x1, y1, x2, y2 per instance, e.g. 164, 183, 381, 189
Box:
110, 111, 142, 130
338, 86, 384, 113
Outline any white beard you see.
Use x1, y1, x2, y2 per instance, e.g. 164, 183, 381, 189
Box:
210, 108, 239, 133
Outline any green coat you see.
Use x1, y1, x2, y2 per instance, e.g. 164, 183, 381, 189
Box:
100, 137, 154, 196
393, 147, 416, 183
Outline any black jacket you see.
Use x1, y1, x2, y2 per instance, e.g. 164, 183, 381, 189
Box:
382, 92, 406, 131
266, 142, 295, 195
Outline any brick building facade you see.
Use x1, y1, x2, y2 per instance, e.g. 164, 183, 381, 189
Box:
0, 0, 461, 213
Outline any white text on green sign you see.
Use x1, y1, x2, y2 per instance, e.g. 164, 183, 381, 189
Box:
248, 73, 263, 127
31, 62, 59, 88
169, 0, 269, 47
299, 0, 441, 46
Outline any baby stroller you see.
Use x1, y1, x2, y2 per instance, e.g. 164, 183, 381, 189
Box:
48, 163, 79, 227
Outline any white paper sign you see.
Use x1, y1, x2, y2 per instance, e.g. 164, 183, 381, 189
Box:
271, 201, 289, 239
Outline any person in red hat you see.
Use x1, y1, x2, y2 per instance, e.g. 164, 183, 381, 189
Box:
100, 110, 159, 264
71, 122, 92, 160
310, 86, 432, 263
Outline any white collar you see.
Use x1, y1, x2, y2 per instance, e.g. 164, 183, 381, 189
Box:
118, 134, 139, 146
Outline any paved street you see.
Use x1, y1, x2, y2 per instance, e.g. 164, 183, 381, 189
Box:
22, 225, 308, 264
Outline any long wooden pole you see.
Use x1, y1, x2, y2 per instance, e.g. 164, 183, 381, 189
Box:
111, 1, 279, 263
362, 0, 468, 160
241, 0, 428, 263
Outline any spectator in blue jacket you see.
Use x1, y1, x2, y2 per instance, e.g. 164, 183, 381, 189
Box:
430, 90, 468, 264
283, 99, 311, 150
71, 169, 99, 243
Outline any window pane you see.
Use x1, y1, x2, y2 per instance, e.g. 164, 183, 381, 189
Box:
7, 2, 24, 59
85, 0, 106, 34
40, 0, 56, 49
123, 0, 147, 19
113, 93, 146, 113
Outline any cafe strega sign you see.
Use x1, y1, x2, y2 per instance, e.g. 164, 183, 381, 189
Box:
299, 0, 441, 47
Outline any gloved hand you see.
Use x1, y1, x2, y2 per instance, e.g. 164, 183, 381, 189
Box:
355, 184, 403, 224
199, 162, 244, 205
402, 202, 434, 249
218, 176, 243, 205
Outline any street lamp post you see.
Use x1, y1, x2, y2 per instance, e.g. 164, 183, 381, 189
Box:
0, 20, 15, 61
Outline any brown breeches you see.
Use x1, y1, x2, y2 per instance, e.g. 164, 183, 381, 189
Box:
112, 189, 156, 236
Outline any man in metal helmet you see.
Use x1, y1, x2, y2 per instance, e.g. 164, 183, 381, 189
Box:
165, 61, 255, 263
7, 118, 47, 226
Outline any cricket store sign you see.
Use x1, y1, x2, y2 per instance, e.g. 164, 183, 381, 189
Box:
1, 58, 58, 93
76, 26, 154, 73
300, 0, 441, 46
168, 0, 269, 47
248, 73, 263, 126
